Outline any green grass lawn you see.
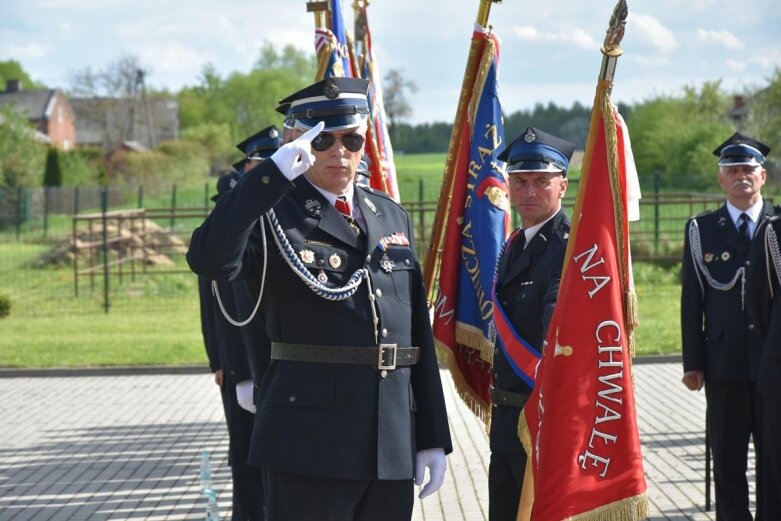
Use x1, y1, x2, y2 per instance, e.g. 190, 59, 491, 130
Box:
0, 241, 681, 367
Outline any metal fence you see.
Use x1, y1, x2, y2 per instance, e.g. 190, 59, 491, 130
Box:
0, 182, 729, 317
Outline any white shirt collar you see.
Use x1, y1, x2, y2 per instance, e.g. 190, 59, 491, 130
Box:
523, 209, 560, 245
726, 198, 763, 225
310, 183, 355, 208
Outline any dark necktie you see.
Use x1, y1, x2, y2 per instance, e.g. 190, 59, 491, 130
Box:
509, 230, 526, 265
738, 213, 751, 247
335, 196, 361, 236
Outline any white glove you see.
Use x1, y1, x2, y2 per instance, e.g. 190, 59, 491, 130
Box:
415, 448, 447, 499
270, 121, 324, 180
235, 380, 256, 413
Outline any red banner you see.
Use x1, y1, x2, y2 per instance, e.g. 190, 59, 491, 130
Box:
520, 85, 648, 520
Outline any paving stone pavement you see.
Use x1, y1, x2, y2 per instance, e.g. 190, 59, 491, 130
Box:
0, 363, 758, 520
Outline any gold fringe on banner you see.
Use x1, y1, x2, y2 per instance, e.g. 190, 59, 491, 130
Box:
468, 34, 497, 126
436, 341, 491, 426
455, 323, 496, 363
598, 84, 641, 361
565, 493, 650, 521
624, 289, 639, 358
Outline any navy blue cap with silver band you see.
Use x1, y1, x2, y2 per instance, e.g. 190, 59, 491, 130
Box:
498, 126, 576, 176
236, 125, 282, 160
232, 158, 249, 173
713, 132, 771, 167
279, 77, 370, 131
275, 102, 295, 130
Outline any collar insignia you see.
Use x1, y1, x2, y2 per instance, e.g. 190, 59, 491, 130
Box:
304, 198, 323, 217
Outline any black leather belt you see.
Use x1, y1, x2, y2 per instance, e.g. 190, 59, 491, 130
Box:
271, 342, 420, 371
490, 386, 529, 409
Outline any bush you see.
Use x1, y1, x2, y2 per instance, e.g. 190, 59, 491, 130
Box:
0, 294, 10, 319
123, 140, 211, 186
60, 148, 102, 186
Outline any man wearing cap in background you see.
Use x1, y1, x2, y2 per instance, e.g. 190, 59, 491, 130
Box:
746, 142, 781, 519
490, 127, 573, 521
231, 125, 284, 414
198, 169, 266, 520
187, 77, 452, 521
681, 132, 777, 520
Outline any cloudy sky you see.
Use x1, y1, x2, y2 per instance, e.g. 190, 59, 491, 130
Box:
2, 0, 779, 123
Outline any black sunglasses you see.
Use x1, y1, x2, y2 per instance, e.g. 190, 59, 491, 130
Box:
311, 132, 365, 153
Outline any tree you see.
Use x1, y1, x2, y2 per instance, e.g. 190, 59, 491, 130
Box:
747, 68, 781, 161
383, 69, 418, 141
69, 54, 156, 150
0, 106, 45, 188
255, 42, 314, 83
177, 43, 314, 157
43, 148, 63, 187
627, 81, 732, 190
0, 60, 45, 90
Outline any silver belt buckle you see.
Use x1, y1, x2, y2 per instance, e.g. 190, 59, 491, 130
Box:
377, 344, 398, 371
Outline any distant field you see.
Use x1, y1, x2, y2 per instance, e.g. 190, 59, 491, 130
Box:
0, 153, 683, 368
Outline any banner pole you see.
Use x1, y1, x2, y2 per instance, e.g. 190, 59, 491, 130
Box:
423, 0, 500, 301
516, 2, 628, 519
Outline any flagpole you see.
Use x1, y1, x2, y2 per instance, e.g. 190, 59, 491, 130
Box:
515, 3, 628, 520
560, 0, 627, 279
423, 0, 501, 302
306, 0, 329, 28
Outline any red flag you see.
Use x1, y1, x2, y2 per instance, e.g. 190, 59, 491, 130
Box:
354, 3, 400, 201
519, 82, 648, 520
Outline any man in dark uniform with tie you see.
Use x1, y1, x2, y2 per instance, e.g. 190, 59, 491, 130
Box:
748, 202, 781, 520
187, 77, 452, 521
681, 133, 775, 520
198, 169, 266, 520
231, 125, 284, 413
490, 127, 573, 521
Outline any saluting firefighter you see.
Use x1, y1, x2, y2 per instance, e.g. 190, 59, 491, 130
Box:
187, 77, 452, 521
490, 127, 574, 521
681, 133, 777, 521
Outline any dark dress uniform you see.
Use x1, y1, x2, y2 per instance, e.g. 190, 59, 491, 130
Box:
198, 169, 269, 521
681, 202, 776, 520
490, 210, 569, 521
187, 157, 452, 520
198, 275, 266, 521
232, 278, 271, 390
747, 216, 781, 519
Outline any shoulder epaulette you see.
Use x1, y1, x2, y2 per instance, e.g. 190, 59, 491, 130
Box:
693, 208, 717, 220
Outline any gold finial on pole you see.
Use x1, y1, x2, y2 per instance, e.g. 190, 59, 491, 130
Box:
306, 0, 330, 29
476, 0, 502, 27
599, 0, 628, 81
